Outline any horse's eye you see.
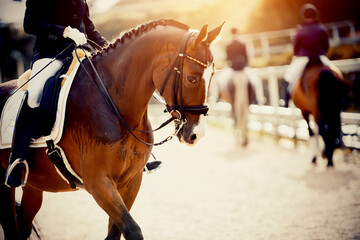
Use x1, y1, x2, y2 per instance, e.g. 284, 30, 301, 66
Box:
187, 75, 198, 83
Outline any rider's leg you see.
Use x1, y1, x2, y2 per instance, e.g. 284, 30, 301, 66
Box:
244, 66, 265, 105
5, 91, 33, 188
4, 59, 63, 188
319, 55, 340, 75
27, 58, 63, 108
282, 56, 309, 107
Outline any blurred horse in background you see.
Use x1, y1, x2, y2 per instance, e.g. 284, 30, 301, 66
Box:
291, 56, 347, 167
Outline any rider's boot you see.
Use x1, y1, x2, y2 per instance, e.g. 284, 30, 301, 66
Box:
4, 91, 36, 188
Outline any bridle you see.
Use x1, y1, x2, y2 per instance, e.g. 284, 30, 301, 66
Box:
77, 30, 212, 146
159, 31, 211, 122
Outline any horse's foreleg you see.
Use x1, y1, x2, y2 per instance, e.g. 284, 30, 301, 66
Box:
107, 172, 143, 240
87, 174, 143, 240
239, 90, 249, 147
106, 218, 121, 240
234, 73, 249, 147
18, 186, 43, 239
303, 113, 319, 164
0, 168, 20, 240
325, 147, 334, 167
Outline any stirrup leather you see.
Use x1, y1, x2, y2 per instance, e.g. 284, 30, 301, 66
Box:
4, 159, 29, 188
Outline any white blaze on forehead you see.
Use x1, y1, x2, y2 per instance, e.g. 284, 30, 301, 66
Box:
182, 65, 212, 146
202, 66, 213, 104
189, 66, 213, 144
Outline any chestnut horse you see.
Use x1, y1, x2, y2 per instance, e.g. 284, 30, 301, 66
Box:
0, 19, 224, 240
291, 57, 346, 167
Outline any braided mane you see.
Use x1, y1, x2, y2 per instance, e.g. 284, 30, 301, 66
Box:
92, 19, 190, 57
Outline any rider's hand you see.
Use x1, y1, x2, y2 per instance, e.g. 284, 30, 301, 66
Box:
63, 26, 87, 46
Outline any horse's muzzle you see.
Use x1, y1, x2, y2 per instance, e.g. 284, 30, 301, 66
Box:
176, 114, 206, 146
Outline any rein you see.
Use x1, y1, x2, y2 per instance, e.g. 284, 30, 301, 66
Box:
76, 31, 210, 146
0, 43, 75, 106
74, 48, 172, 147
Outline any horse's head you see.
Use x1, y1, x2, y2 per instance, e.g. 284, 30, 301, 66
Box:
153, 22, 224, 145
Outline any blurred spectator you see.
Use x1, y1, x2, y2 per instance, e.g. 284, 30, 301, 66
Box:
0, 23, 34, 82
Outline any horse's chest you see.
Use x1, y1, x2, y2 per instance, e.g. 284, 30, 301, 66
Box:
114, 146, 148, 188
121, 144, 149, 171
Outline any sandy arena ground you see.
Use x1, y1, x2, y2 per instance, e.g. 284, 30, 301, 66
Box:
2, 126, 360, 240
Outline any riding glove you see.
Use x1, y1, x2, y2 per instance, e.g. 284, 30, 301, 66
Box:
63, 26, 87, 46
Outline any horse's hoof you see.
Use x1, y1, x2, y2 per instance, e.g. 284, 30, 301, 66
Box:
241, 138, 248, 147
327, 162, 334, 167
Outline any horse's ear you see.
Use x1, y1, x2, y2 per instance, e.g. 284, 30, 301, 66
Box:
205, 21, 225, 44
195, 24, 208, 47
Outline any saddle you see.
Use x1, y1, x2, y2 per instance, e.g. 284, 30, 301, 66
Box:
0, 50, 86, 149
0, 50, 87, 189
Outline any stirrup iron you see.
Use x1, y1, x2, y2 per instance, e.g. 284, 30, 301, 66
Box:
4, 159, 29, 188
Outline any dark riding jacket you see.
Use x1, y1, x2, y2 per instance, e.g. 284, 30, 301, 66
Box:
294, 21, 329, 57
226, 38, 248, 71
24, 0, 107, 62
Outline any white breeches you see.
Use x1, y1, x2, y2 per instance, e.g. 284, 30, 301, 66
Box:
284, 55, 334, 91
27, 58, 63, 108
284, 56, 309, 85
232, 70, 249, 145
243, 66, 265, 105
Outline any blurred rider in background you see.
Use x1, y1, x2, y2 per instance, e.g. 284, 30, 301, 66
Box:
226, 27, 248, 72
283, 3, 334, 107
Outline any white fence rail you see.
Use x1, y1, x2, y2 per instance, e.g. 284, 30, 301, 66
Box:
249, 58, 360, 148
208, 58, 360, 149
239, 21, 360, 60
251, 58, 360, 108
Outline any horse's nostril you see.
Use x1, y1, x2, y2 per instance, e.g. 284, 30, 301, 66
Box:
190, 134, 197, 142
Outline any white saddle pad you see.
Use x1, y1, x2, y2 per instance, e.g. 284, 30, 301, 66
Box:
0, 60, 81, 149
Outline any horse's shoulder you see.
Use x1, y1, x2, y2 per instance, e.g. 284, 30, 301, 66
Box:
305, 62, 342, 81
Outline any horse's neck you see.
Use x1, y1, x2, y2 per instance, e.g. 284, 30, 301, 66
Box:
91, 26, 185, 126
305, 63, 343, 83
96, 44, 156, 125
306, 56, 323, 67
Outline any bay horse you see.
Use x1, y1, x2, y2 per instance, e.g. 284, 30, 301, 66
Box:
0, 19, 224, 240
214, 67, 255, 146
291, 56, 346, 167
